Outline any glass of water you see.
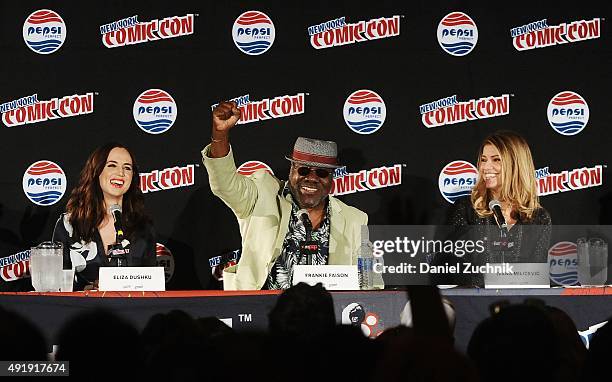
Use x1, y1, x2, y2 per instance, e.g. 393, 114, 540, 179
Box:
588, 238, 608, 286
577, 237, 590, 286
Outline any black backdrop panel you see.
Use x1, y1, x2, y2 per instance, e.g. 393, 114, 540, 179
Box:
1, 1, 610, 290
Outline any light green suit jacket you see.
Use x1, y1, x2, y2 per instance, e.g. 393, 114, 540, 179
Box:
202, 145, 368, 290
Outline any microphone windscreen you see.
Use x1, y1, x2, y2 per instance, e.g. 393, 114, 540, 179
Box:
109, 204, 122, 224
297, 209, 309, 221
488, 200, 501, 210
109, 204, 122, 214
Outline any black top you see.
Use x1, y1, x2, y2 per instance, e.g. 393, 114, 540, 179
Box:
52, 214, 156, 290
433, 196, 552, 286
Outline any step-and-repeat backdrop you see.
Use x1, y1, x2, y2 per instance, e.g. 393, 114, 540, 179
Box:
1, 1, 610, 290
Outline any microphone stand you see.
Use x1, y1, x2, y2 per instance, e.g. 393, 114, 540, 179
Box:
491, 204, 509, 264
298, 212, 317, 266
499, 223, 508, 263
108, 231, 129, 267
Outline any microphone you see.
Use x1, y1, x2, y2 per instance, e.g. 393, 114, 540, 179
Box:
297, 209, 317, 265
108, 205, 129, 267
488, 200, 508, 230
109, 204, 124, 241
297, 209, 312, 239
488, 200, 511, 261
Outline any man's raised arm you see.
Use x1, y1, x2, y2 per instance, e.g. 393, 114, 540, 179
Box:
210, 101, 241, 158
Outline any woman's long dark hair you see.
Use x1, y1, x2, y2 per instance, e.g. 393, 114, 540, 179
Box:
66, 142, 150, 242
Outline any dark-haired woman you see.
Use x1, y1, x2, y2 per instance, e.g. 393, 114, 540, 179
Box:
53, 143, 156, 290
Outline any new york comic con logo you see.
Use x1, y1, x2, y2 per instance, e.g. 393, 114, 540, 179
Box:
420, 94, 509, 128
22, 161, 66, 206
100, 14, 194, 48
548, 242, 578, 286
547, 91, 589, 136
343, 90, 386, 134
140, 164, 194, 193
232, 11, 275, 55
307, 15, 400, 49
535, 165, 602, 196
23, 9, 66, 54
0, 250, 31, 282
133, 89, 177, 134
1, 93, 94, 127
438, 161, 478, 204
211, 93, 304, 125
511, 18, 600, 51
330, 165, 402, 196
437, 12, 478, 56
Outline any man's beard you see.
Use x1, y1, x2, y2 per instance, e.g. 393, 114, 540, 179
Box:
289, 179, 327, 209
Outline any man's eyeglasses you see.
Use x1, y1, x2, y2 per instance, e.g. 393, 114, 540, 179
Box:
295, 166, 331, 178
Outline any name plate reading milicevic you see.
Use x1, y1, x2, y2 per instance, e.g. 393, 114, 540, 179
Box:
484, 263, 550, 289
292, 265, 359, 290
99, 267, 165, 291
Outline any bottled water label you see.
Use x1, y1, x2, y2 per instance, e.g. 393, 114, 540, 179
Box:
358, 256, 373, 290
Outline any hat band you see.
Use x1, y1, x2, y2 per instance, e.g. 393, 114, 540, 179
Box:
291, 149, 338, 166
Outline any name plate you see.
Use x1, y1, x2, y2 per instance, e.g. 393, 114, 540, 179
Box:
99, 267, 165, 291
292, 265, 359, 290
484, 263, 550, 289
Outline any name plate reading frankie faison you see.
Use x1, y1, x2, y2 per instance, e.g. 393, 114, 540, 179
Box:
292, 265, 359, 290
99, 267, 165, 291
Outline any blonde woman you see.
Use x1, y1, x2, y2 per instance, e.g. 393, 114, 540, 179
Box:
468, 131, 548, 227
445, 131, 551, 284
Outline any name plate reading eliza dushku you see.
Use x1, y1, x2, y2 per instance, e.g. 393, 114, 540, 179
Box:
98, 267, 165, 291
292, 265, 359, 290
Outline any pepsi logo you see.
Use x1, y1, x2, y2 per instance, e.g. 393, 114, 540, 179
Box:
548, 241, 578, 286
547, 91, 589, 136
232, 11, 275, 55
343, 90, 386, 134
22, 9, 66, 54
437, 12, 478, 56
438, 161, 478, 203
133, 89, 177, 134
22, 161, 66, 206
236, 161, 274, 176
156, 243, 175, 283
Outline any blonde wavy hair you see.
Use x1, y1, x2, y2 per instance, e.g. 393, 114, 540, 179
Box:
471, 131, 541, 221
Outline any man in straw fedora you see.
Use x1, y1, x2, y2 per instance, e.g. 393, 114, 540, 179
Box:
202, 101, 370, 290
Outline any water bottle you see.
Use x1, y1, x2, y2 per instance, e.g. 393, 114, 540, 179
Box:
357, 227, 374, 290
